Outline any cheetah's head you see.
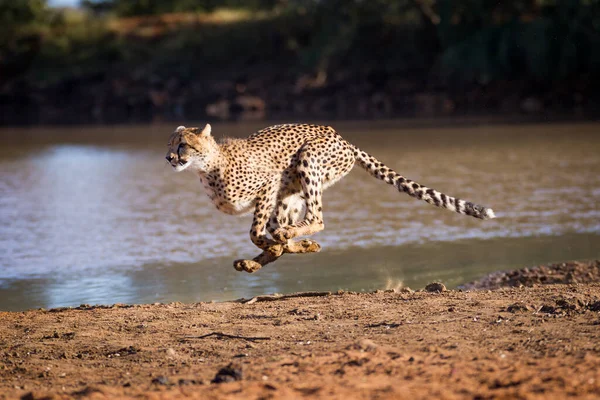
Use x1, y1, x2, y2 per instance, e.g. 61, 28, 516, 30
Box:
166, 124, 214, 172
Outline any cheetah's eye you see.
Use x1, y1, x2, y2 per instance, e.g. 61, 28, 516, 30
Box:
178, 143, 188, 154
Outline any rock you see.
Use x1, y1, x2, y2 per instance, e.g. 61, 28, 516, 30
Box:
211, 363, 243, 384
506, 302, 531, 313
178, 378, 199, 386
424, 282, 447, 293
588, 301, 600, 312
555, 297, 583, 311
347, 339, 378, 353
151, 375, 169, 385
539, 305, 557, 314
166, 348, 177, 357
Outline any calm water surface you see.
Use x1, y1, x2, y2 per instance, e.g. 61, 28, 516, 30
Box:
0, 121, 599, 311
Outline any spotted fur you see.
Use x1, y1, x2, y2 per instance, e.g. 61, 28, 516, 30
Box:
166, 123, 495, 273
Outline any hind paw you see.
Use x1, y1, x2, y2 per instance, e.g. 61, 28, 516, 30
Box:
288, 239, 321, 254
233, 259, 262, 273
272, 226, 295, 243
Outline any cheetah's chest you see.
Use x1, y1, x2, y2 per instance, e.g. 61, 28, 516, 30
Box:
199, 175, 254, 216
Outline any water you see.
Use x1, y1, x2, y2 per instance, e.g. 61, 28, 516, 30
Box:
1, 121, 599, 311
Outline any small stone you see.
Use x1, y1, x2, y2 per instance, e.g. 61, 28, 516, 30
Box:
539, 304, 556, 314
211, 363, 243, 384
506, 302, 531, 313
348, 339, 378, 353
424, 282, 447, 293
166, 348, 177, 357
588, 301, 600, 312
151, 376, 169, 385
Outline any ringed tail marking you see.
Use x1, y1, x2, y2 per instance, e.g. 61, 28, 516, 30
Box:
351, 145, 496, 220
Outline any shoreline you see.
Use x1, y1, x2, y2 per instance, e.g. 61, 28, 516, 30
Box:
1, 261, 599, 399
1, 113, 599, 131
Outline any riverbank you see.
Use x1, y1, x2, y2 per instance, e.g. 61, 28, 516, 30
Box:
2, 5, 599, 126
1, 260, 599, 399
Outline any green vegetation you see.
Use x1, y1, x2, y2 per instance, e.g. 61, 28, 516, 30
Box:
80, 0, 280, 15
0, 0, 599, 124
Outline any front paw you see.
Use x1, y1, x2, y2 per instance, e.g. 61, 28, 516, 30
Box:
297, 239, 321, 253
272, 227, 294, 243
233, 259, 262, 273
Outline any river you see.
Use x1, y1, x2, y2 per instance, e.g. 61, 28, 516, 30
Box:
0, 121, 598, 311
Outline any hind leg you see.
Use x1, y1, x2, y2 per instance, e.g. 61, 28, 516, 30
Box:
267, 193, 321, 255
272, 143, 326, 242
234, 194, 320, 273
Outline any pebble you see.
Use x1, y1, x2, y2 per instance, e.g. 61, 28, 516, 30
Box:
424, 282, 447, 293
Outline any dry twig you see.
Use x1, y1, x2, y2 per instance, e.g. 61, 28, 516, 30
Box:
180, 332, 271, 342
234, 291, 332, 304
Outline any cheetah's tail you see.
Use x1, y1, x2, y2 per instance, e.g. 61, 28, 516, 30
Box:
352, 145, 496, 220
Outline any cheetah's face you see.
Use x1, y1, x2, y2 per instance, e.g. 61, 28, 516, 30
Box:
166, 124, 212, 172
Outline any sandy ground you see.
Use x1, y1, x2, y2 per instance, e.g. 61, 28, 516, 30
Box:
1, 261, 600, 400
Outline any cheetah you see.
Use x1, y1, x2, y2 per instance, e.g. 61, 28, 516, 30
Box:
166, 123, 496, 273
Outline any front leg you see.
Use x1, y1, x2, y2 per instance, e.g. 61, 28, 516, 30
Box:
248, 182, 280, 250
232, 181, 280, 271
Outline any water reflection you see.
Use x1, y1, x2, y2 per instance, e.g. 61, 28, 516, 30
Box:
1, 233, 598, 311
0, 122, 599, 310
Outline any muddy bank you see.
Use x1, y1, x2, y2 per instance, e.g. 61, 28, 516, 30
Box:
461, 260, 600, 290
2, 261, 600, 399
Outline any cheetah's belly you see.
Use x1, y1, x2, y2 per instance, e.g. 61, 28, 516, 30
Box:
321, 160, 355, 190
215, 199, 255, 216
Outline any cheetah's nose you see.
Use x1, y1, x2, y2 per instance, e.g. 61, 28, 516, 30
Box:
166, 155, 174, 162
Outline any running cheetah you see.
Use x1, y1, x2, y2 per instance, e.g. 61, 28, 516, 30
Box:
166, 123, 495, 273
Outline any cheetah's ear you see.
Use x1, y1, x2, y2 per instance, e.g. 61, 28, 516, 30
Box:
199, 124, 212, 137
175, 125, 186, 132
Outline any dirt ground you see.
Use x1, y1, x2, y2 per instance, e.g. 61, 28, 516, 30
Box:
2, 261, 600, 400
